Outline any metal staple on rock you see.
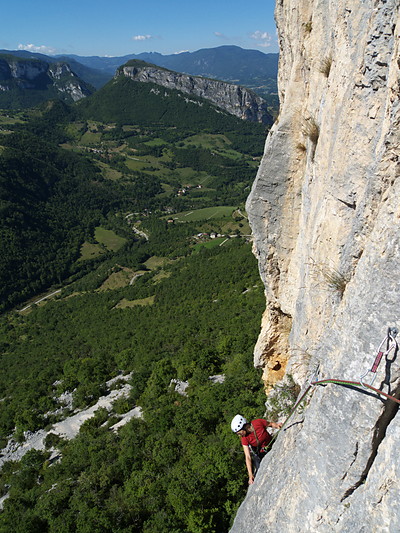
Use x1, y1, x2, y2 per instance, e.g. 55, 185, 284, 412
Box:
264, 328, 400, 452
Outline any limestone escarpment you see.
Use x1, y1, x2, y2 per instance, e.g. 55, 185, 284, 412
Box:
0, 58, 48, 89
231, 0, 400, 530
117, 61, 273, 125
0, 56, 92, 102
48, 62, 92, 101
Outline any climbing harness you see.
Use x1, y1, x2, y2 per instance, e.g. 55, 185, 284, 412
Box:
359, 327, 398, 387
249, 444, 262, 474
264, 327, 400, 451
248, 424, 269, 475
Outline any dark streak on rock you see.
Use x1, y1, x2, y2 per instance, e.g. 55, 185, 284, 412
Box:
341, 441, 359, 481
341, 382, 400, 501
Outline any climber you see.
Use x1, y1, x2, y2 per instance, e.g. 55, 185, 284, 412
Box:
231, 414, 282, 485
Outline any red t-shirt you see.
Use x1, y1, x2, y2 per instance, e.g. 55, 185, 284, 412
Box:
241, 419, 272, 451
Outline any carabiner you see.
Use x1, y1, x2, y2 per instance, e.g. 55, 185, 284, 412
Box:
360, 327, 398, 388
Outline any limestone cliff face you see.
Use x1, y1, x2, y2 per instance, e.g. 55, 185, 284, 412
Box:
118, 61, 273, 125
0, 56, 92, 101
48, 63, 91, 102
231, 0, 400, 531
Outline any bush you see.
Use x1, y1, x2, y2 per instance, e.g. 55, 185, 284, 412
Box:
319, 56, 333, 78
302, 116, 319, 145
264, 375, 301, 420
310, 258, 349, 297
44, 432, 63, 449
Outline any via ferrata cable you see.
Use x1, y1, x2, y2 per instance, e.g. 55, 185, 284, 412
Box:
264, 327, 400, 451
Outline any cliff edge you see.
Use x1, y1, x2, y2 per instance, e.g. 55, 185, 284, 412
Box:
117, 60, 273, 125
231, 0, 400, 531
0, 55, 93, 105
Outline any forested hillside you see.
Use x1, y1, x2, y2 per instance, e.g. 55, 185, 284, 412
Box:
1, 46, 279, 111
0, 131, 111, 309
77, 75, 268, 130
0, 54, 93, 109
0, 107, 162, 311
0, 75, 271, 532
0, 85, 265, 310
0, 240, 266, 532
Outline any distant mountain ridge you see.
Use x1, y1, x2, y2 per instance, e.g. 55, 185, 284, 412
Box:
76, 74, 265, 133
0, 46, 279, 112
64, 45, 278, 80
63, 45, 279, 99
1, 46, 278, 98
0, 54, 94, 108
118, 60, 273, 124
0, 50, 111, 89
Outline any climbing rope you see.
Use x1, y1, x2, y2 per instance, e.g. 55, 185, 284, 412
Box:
264, 327, 400, 451
310, 378, 400, 405
264, 382, 313, 451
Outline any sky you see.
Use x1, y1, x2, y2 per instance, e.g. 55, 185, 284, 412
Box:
1, 0, 278, 58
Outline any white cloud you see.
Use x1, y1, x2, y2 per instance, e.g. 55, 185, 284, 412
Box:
132, 34, 152, 41
250, 30, 272, 47
18, 43, 57, 55
214, 31, 229, 40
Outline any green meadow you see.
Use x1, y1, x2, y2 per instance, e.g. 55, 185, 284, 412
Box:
94, 227, 127, 251
170, 206, 236, 222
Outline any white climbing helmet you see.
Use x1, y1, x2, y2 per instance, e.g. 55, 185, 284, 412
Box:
231, 414, 247, 433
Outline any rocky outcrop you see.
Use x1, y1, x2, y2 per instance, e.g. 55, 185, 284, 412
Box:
0, 58, 48, 89
0, 55, 92, 102
48, 62, 92, 101
231, 0, 400, 530
8, 60, 48, 84
117, 61, 273, 125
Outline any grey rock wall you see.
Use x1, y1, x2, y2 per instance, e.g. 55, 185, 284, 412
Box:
0, 57, 91, 101
118, 62, 273, 125
49, 63, 92, 101
231, 0, 400, 530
